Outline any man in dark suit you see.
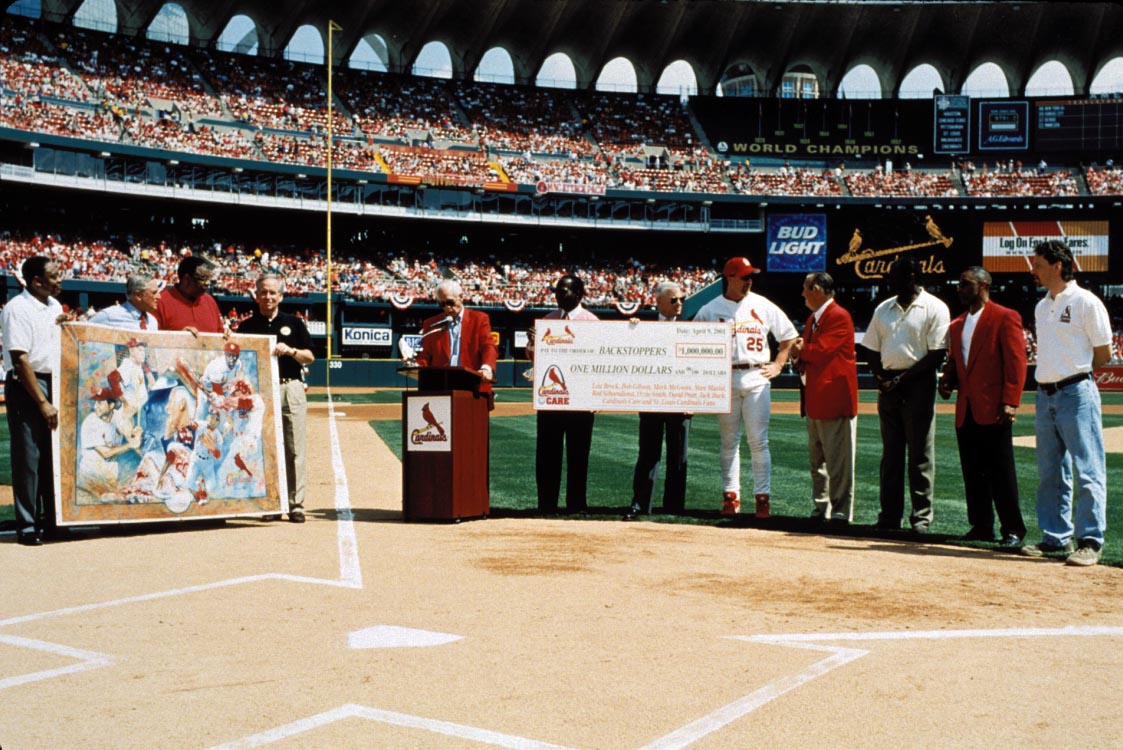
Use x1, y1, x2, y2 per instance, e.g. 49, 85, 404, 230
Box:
416, 280, 498, 409
625, 281, 691, 519
790, 272, 858, 524
938, 266, 1028, 547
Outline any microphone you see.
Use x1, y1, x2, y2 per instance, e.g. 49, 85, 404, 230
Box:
420, 316, 454, 339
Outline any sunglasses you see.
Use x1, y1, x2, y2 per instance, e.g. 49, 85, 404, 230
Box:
666, 297, 684, 303
738, 274, 754, 281
439, 299, 460, 307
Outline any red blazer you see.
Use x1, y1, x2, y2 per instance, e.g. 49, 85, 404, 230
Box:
417, 308, 499, 406
798, 300, 858, 420
944, 301, 1027, 428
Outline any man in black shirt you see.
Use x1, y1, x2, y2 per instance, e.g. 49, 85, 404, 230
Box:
238, 274, 315, 523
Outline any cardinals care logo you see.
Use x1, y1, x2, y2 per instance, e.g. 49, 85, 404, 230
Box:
541, 324, 577, 345
410, 401, 449, 445
537, 365, 570, 405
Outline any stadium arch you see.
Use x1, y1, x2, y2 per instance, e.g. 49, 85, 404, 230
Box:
897, 64, 945, 99
474, 47, 514, 84
596, 57, 638, 93
349, 34, 388, 73
838, 64, 882, 100
215, 14, 257, 55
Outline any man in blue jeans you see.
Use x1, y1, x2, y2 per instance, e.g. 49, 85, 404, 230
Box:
1022, 240, 1112, 566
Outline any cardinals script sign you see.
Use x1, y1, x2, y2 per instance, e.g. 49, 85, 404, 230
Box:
55, 324, 288, 525
532, 320, 733, 413
405, 396, 453, 452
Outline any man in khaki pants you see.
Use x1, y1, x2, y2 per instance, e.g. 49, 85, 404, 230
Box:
239, 274, 315, 523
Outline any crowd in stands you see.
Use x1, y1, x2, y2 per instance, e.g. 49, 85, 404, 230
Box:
0, 230, 720, 309
1, 15, 1117, 201
199, 53, 347, 134
499, 154, 610, 187
123, 117, 259, 160
0, 16, 90, 102
729, 164, 844, 196
337, 69, 473, 144
845, 166, 959, 198
962, 169, 1079, 198
455, 82, 594, 156
1084, 165, 1123, 195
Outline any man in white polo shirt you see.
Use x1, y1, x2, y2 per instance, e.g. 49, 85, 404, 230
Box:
1022, 240, 1112, 566
694, 257, 798, 518
860, 256, 950, 534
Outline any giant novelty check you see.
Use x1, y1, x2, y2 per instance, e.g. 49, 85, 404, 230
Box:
532, 320, 732, 413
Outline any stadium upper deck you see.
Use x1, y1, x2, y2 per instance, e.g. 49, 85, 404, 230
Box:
2, 14, 1122, 203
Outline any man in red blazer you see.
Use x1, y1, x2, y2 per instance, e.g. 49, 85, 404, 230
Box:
416, 280, 498, 409
791, 272, 858, 523
938, 266, 1028, 547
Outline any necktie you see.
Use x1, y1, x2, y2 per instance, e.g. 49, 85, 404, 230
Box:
449, 317, 461, 366
140, 315, 148, 330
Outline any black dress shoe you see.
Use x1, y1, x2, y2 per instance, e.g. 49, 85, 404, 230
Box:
999, 534, 1024, 548
17, 533, 43, 546
622, 503, 643, 521
962, 527, 997, 542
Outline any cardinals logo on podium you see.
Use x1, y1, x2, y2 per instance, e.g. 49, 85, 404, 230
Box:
537, 365, 570, 406
410, 400, 450, 446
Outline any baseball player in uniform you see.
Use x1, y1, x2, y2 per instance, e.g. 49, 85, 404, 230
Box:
694, 257, 798, 517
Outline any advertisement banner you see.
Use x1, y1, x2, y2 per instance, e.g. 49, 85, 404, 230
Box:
979, 101, 1029, 151
532, 320, 732, 413
342, 325, 392, 347
766, 214, 828, 272
982, 220, 1109, 273
56, 324, 288, 525
1094, 366, 1123, 392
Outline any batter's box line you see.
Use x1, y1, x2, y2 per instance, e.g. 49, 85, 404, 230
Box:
0, 632, 113, 691
209, 703, 578, 750
638, 625, 1123, 750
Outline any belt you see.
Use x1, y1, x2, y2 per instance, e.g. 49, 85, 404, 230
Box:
732, 363, 763, 370
280, 377, 303, 385
1038, 372, 1090, 395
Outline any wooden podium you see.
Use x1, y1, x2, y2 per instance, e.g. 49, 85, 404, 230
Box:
401, 366, 490, 522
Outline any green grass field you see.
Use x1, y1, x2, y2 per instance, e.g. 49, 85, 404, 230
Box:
372, 388, 1123, 567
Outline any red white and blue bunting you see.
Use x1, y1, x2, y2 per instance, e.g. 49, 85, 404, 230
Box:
389, 293, 414, 310
503, 298, 527, 313
615, 300, 642, 316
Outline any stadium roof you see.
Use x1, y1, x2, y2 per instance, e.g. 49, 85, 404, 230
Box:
37, 0, 1123, 96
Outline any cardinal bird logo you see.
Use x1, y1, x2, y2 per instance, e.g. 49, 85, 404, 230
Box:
233, 452, 254, 478
410, 400, 450, 445
542, 325, 577, 345
750, 309, 764, 325
537, 365, 569, 396
421, 402, 446, 437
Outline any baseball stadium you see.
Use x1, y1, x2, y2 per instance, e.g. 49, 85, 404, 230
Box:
2, 0, 1123, 747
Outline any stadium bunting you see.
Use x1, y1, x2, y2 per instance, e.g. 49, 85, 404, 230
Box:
389, 293, 415, 310
615, 300, 642, 316
503, 299, 527, 312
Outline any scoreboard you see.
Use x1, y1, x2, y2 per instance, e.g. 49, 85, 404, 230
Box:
1034, 97, 1123, 153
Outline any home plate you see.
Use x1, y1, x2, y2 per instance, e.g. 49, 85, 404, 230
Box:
347, 625, 463, 649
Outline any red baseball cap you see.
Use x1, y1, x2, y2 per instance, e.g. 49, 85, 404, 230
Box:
723, 257, 760, 278
224, 341, 241, 355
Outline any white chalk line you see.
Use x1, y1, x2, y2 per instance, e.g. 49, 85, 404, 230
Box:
209, 703, 576, 750
0, 387, 362, 692
210, 624, 1123, 750
327, 389, 363, 589
0, 633, 113, 690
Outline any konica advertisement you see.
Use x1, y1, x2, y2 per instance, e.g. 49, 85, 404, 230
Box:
766, 214, 827, 273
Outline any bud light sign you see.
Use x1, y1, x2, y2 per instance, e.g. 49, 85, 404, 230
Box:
766, 214, 827, 272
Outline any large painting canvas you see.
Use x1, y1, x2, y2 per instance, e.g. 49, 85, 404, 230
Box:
55, 324, 288, 525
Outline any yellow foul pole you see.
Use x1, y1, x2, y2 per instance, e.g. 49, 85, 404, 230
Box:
326, 20, 340, 382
